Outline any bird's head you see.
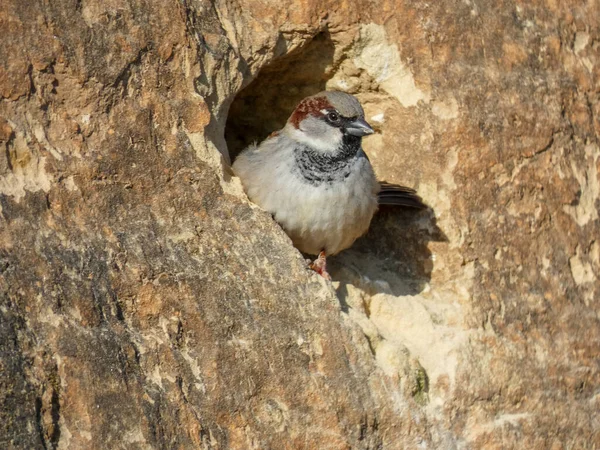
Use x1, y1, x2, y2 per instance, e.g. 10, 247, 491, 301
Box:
284, 91, 374, 153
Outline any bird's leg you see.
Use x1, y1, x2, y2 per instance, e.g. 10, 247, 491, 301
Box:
309, 250, 331, 280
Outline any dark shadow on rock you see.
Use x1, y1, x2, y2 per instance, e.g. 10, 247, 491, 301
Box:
329, 206, 448, 311
225, 31, 336, 161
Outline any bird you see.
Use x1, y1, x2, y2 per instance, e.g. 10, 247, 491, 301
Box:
232, 91, 425, 280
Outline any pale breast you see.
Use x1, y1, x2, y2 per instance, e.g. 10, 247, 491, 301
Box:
270, 156, 379, 255
233, 136, 379, 256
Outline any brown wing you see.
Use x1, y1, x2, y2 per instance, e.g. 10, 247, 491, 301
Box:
378, 182, 426, 209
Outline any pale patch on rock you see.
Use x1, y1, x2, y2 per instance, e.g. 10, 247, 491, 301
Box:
150, 365, 164, 390
466, 412, 531, 442
441, 147, 459, 191
255, 398, 290, 433
432, 97, 459, 120
336, 271, 471, 398
63, 175, 78, 191
569, 245, 596, 285
590, 240, 600, 271
418, 185, 448, 219
332, 78, 350, 90
123, 427, 149, 446
353, 24, 430, 107
418, 146, 464, 247
57, 415, 73, 450
373, 340, 409, 377
81, 2, 104, 27
574, 32, 589, 55
186, 129, 246, 198
573, 32, 594, 71
327, 70, 366, 94
180, 346, 207, 393
67, 306, 82, 322
80, 431, 92, 441
30, 114, 63, 161
563, 143, 599, 226
0, 130, 53, 201
370, 112, 385, 123
37, 295, 64, 328
187, 130, 224, 171
167, 230, 196, 244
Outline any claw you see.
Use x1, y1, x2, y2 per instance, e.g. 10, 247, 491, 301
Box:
309, 250, 331, 280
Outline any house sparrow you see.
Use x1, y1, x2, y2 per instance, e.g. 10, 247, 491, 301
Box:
232, 91, 424, 279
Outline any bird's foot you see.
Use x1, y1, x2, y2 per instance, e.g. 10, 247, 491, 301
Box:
309, 251, 331, 281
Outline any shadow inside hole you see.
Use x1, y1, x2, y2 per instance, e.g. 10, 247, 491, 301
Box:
328, 206, 448, 312
225, 31, 336, 161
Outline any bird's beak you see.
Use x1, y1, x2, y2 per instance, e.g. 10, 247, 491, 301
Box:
345, 117, 374, 137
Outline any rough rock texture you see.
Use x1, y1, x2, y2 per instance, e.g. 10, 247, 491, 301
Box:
1, 0, 599, 449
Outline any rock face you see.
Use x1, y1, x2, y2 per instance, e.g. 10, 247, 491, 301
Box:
1, 0, 599, 448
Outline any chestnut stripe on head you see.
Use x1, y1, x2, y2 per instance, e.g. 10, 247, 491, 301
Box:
289, 96, 333, 128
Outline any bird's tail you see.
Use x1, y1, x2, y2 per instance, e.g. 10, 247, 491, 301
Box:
378, 182, 426, 209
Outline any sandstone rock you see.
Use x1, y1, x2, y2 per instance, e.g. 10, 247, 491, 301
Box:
1, 0, 599, 449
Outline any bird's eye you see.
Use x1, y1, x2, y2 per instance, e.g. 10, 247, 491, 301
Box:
327, 111, 340, 123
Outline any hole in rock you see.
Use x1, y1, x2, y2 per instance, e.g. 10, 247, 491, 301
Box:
225, 31, 446, 297
225, 32, 336, 160
224, 31, 454, 402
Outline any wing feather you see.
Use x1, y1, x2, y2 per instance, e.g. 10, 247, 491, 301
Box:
378, 182, 426, 209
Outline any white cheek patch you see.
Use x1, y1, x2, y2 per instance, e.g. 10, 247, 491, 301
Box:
287, 126, 343, 153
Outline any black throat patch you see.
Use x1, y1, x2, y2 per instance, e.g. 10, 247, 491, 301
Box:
293, 135, 365, 185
